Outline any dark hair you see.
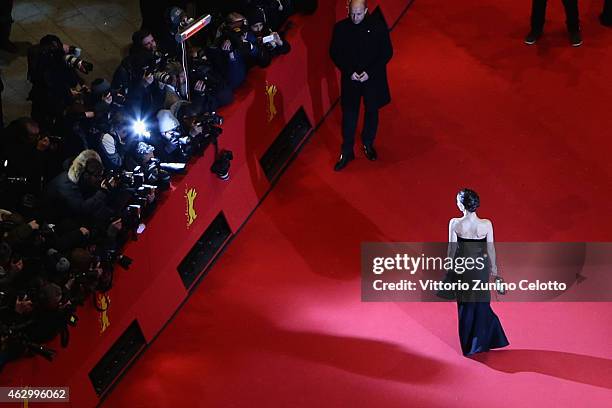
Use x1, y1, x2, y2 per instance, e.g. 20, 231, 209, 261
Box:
131, 29, 153, 48
39, 34, 63, 51
458, 188, 480, 212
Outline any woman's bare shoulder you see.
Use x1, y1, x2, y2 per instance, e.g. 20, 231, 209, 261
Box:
449, 217, 461, 226
479, 218, 493, 231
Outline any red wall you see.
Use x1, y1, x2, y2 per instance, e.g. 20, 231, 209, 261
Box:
0, 1, 409, 406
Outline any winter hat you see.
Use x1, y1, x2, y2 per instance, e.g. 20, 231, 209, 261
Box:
167, 7, 186, 31
91, 78, 111, 97
247, 7, 266, 26
157, 109, 180, 133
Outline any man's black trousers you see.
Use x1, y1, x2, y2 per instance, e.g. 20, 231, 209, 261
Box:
530, 0, 580, 32
341, 105, 379, 156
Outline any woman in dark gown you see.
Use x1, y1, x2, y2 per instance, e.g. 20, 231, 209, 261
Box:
448, 189, 509, 356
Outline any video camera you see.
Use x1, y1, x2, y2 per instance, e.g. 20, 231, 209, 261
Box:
183, 112, 224, 157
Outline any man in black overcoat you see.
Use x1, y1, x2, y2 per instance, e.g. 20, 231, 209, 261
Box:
602, 0, 612, 26
329, 0, 393, 171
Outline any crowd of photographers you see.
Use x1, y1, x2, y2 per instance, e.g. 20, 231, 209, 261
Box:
0, 0, 317, 371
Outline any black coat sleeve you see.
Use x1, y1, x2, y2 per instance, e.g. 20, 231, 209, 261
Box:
329, 23, 351, 74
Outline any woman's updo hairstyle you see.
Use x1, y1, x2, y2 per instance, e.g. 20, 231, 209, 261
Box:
458, 188, 480, 212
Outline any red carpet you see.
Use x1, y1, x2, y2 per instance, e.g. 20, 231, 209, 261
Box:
103, 1, 612, 406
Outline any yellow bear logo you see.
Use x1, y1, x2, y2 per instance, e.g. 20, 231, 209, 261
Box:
265, 81, 278, 122
96, 293, 111, 334
185, 188, 198, 228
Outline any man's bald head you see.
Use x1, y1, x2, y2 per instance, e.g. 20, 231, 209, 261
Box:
349, 0, 368, 24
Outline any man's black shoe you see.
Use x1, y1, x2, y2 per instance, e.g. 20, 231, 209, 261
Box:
569, 30, 582, 47
524, 30, 542, 45
334, 153, 354, 171
363, 145, 377, 161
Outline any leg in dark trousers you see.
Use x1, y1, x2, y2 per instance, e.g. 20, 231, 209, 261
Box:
562, 0, 580, 32
0, 75, 4, 129
602, 0, 612, 26
341, 105, 359, 157
0, 92, 4, 129
530, 0, 547, 32
0, 0, 15, 52
361, 108, 379, 148
531, 0, 579, 32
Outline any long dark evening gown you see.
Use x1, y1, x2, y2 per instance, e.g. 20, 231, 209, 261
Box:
455, 236, 509, 356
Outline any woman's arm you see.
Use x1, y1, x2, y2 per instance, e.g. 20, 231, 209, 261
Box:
447, 218, 458, 259
486, 221, 498, 276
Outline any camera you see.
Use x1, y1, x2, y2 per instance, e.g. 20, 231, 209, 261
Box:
64, 54, 93, 74
0, 158, 29, 188
109, 88, 127, 108
190, 51, 224, 95
187, 113, 224, 156
0, 174, 28, 186
221, 21, 249, 50
191, 64, 221, 95
153, 70, 172, 85
101, 249, 132, 270
199, 111, 224, 127
140, 160, 171, 190
143, 51, 174, 85
105, 169, 145, 190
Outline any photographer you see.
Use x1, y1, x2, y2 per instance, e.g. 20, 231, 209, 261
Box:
0, 279, 63, 371
113, 31, 168, 114
55, 103, 97, 160
189, 47, 234, 112
211, 12, 271, 90
96, 113, 136, 172
160, 61, 189, 109
124, 55, 167, 120
89, 78, 125, 119
244, 0, 293, 31
43, 150, 120, 225
27, 35, 92, 131
164, 6, 191, 58
132, 142, 170, 191
130, 29, 161, 56
247, 7, 291, 57
1, 118, 61, 213
156, 109, 190, 161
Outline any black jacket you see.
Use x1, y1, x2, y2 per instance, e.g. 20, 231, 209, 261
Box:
329, 13, 393, 111
43, 172, 114, 224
